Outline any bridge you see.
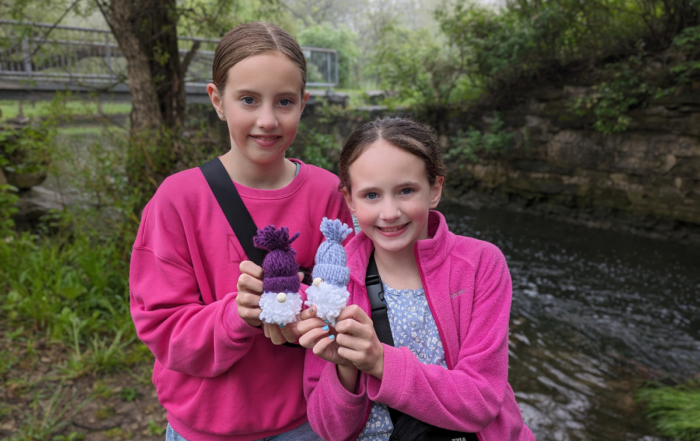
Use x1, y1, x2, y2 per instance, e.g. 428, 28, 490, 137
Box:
0, 19, 340, 104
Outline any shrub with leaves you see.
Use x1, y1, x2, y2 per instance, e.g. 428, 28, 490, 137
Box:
571, 55, 658, 134
637, 380, 700, 440
445, 112, 514, 164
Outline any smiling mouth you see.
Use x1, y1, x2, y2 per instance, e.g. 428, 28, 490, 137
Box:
250, 135, 281, 140
377, 223, 409, 233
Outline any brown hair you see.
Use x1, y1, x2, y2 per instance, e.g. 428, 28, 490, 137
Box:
212, 22, 307, 97
339, 117, 446, 191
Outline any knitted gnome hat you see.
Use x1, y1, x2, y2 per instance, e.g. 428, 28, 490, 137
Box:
312, 218, 353, 287
253, 225, 301, 294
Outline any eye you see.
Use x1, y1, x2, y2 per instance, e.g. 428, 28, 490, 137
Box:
400, 188, 414, 195
365, 192, 379, 200
279, 98, 294, 106
241, 96, 255, 105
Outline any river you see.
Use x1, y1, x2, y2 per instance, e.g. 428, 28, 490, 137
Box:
440, 203, 700, 441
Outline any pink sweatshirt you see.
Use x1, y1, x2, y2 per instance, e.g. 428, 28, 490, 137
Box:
304, 210, 535, 441
129, 160, 353, 441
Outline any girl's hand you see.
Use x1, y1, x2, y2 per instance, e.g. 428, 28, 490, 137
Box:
236, 261, 264, 327
335, 305, 384, 380
297, 308, 353, 367
236, 261, 302, 344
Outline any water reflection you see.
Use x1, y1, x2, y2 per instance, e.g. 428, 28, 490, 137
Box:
441, 204, 700, 441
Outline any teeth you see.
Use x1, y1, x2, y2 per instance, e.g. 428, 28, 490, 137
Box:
380, 225, 404, 232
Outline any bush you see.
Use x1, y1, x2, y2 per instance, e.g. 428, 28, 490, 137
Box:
445, 112, 514, 164
637, 379, 700, 440
436, 0, 700, 97
367, 22, 477, 122
298, 24, 360, 88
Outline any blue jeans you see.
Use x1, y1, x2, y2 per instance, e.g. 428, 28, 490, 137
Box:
166, 422, 322, 441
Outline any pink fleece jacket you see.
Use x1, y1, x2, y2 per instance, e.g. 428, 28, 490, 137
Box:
304, 210, 535, 441
129, 160, 353, 441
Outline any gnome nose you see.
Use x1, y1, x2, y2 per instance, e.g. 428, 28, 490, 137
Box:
313, 277, 323, 287
276, 292, 287, 303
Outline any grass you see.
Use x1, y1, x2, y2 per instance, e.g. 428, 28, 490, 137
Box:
637, 380, 700, 440
0, 100, 131, 120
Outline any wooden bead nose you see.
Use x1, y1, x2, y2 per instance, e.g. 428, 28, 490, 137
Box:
277, 292, 287, 303
313, 277, 323, 287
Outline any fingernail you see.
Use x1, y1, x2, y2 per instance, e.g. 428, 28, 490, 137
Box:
329, 335, 335, 340
325, 320, 330, 324
280, 324, 285, 328
322, 325, 329, 331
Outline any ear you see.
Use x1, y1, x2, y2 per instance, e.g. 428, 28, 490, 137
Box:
207, 83, 225, 118
300, 90, 310, 114
341, 187, 356, 217
429, 176, 444, 209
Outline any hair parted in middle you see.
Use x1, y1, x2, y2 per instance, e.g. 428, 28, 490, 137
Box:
211, 22, 307, 97
339, 117, 446, 191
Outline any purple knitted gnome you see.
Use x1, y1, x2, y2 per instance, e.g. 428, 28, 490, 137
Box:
254, 225, 303, 326
305, 218, 352, 326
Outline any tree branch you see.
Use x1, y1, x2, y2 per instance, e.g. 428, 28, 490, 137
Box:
180, 40, 200, 76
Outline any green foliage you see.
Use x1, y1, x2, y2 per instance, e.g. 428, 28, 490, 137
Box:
290, 121, 339, 171
436, 0, 700, 95
118, 386, 138, 402
637, 380, 700, 440
148, 419, 166, 435
367, 22, 476, 113
298, 24, 360, 88
571, 55, 657, 134
445, 113, 514, 163
8, 386, 92, 441
668, 25, 700, 89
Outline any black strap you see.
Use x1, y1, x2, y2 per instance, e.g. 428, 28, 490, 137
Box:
366, 252, 477, 441
366, 253, 395, 347
199, 158, 267, 266
200, 158, 302, 348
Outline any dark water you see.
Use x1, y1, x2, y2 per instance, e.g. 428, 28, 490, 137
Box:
441, 204, 700, 441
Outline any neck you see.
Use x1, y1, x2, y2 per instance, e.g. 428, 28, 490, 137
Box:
373, 244, 422, 290
220, 149, 295, 190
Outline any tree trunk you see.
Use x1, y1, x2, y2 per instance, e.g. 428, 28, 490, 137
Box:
101, 0, 186, 133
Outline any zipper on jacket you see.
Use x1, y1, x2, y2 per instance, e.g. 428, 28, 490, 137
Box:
414, 245, 485, 441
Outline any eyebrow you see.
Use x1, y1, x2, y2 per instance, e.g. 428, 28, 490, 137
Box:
356, 181, 420, 193
233, 89, 299, 97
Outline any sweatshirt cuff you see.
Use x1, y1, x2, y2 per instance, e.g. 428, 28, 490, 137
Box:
222, 293, 264, 341
323, 361, 367, 407
367, 344, 406, 406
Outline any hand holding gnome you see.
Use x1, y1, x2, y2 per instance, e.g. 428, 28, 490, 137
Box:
305, 218, 352, 327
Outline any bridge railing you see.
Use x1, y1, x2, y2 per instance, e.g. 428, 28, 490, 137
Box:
0, 20, 338, 90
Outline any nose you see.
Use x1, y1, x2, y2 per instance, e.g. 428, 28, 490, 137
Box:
257, 103, 278, 130
379, 197, 401, 222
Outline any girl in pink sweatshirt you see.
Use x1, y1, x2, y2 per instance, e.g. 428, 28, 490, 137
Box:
297, 117, 535, 440
129, 23, 352, 440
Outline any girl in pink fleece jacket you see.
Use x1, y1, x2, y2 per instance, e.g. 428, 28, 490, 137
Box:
129, 23, 352, 441
297, 117, 535, 440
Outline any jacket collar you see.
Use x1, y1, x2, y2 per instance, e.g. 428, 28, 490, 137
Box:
346, 210, 453, 286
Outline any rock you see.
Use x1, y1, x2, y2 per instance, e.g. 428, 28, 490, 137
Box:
13, 186, 64, 226
4, 171, 47, 189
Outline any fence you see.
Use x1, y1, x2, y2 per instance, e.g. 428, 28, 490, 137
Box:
0, 20, 338, 91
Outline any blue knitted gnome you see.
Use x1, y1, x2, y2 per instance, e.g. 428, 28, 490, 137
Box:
254, 225, 303, 326
305, 218, 353, 326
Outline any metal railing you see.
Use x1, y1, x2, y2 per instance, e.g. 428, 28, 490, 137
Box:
0, 19, 338, 91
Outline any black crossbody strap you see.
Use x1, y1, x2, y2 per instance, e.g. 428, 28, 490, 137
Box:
366, 253, 395, 347
199, 158, 267, 266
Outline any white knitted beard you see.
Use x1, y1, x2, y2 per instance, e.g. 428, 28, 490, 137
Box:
259, 291, 303, 326
305, 282, 350, 327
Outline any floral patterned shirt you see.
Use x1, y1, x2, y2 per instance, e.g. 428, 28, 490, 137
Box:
357, 284, 448, 441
